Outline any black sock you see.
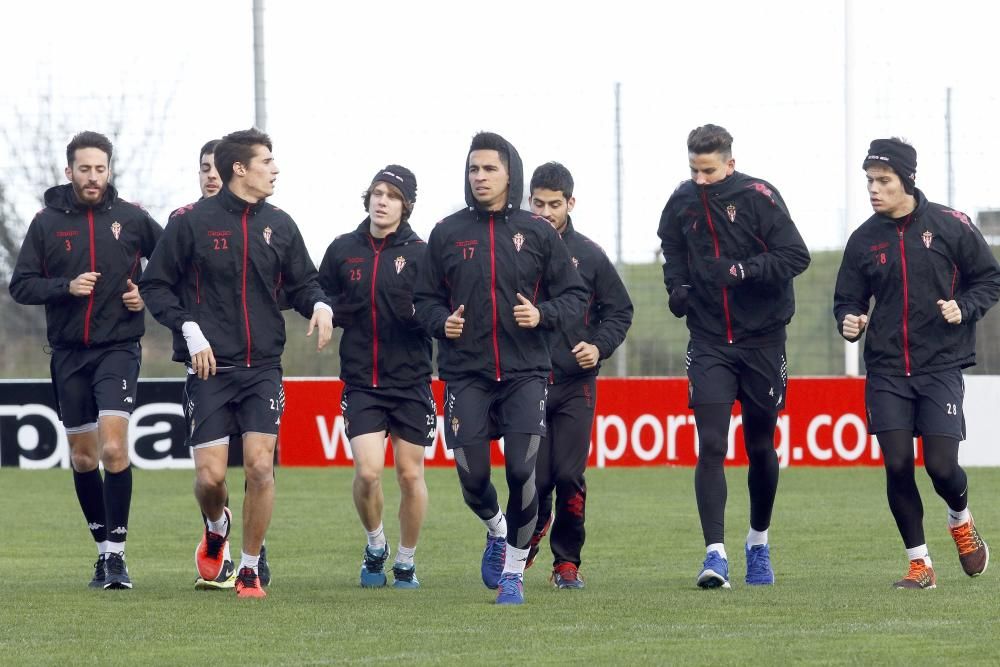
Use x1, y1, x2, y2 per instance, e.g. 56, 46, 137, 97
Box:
104, 465, 133, 547
73, 467, 107, 544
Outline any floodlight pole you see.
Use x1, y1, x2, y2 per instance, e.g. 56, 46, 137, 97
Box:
843, 0, 860, 376
614, 82, 627, 377
253, 0, 267, 131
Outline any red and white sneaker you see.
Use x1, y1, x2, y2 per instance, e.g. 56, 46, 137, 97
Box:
235, 566, 266, 599
195, 507, 232, 581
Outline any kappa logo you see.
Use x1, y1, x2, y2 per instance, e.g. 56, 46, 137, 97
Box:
263, 226, 273, 245
110, 526, 128, 535
123, 396, 133, 404
726, 204, 737, 223
571, 256, 579, 270
88, 522, 105, 531
111, 221, 122, 240
394, 255, 406, 274
922, 230, 933, 249
512, 232, 525, 252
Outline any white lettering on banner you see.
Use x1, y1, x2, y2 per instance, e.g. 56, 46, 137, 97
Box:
807, 415, 833, 461
666, 414, 696, 461
726, 416, 742, 460
0, 403, 69, 469
833, 414, 868, 461
317, 415, 352, 461
631, 415, 663, 462
596, 415, 627, 467
130, 403, 191, 469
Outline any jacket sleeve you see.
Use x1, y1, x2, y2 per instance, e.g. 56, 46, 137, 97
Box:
954, 218, 1000, 324
537, 228, 588, 330
9, 217, 73, 305
832, 234, 871, 341
589, 248, 634, 360
140, 211, 164, 258
139, 213, 195, 332
743, 191, 811, 285
657, 193, 690, 294
414, 226, 453, 340
317, 242, 341, 299
281, 221, 328, 319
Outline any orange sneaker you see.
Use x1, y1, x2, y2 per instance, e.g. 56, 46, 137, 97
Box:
195, 507, 231, 581
949, 517, 990, 577
893, 559, 936, 589
235, 566, 266, 598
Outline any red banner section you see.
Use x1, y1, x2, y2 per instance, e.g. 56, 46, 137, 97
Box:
280, 377, 900, 468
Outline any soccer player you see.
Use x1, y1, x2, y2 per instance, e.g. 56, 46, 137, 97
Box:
189, 138, 271, 590
526, 162, 633, 588
834, 137, 1000, 589
140, 128, 333, 599
9, 131, 163, 589
657, 124, 810, 589
319, 165, 433, 589
414, 132, 588, 605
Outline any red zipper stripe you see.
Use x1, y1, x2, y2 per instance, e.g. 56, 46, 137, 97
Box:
489, 214, 501, 381
700, 189, 734, 343
241, 207, 252, 366
898, 215, 912, 376
368, 236, 387, 387
83, 208, 96, 346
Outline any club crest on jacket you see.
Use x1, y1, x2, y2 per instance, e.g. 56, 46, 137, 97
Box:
726, 204, 737, 223
513, 232, 525, 252
111, 221, 121, 240
263, 226, 273, 245
922, 231, 933, 249
395, 256, 406, 274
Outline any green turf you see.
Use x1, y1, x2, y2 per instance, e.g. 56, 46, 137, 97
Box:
3, 467, 999, 665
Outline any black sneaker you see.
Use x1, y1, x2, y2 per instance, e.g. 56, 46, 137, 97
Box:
258, 544, 271, 587
89, 554, 107, 589
103, 552, 133, 589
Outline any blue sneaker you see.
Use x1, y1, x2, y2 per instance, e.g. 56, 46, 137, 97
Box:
360, 545, 389, 588
697, 550, 731, 589
495, 572, 524, 605
481, 534, 506, 589
392, 563, 420, 589
745, 544, 775, 585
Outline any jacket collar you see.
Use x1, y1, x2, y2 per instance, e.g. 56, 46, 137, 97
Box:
217, 185, 267, 215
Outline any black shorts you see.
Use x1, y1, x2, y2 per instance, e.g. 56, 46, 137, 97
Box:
341, 383, 437, 447
50, 341, 141, 431
686, 340, 787, 414
183, 366, 285, 447
865, 370, 966, 439
443, 375, 547, 449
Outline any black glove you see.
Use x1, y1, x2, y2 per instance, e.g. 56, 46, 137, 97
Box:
668, 285, 690, 318
331, 301, 365, 328
708, 257, 751, 287
386, 286, 415, 321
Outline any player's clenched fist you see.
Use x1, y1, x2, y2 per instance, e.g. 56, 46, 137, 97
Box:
841, 313, 868, 340
937, 299, 962, 324
69, 271, 101, 297
445, 304, 465, 339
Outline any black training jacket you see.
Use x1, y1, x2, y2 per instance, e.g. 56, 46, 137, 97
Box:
833, 189, 1000, 376
9, 184, 162, 349
318, 220, 432, 388
658, 172, 811, 346
140, 186, 328, 368
414, 139, 588, 382
548, 219, 633, 383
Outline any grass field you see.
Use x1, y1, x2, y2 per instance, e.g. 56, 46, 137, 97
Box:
3, 466, 1000, 666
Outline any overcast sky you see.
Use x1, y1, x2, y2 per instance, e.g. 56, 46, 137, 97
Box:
4, 1, 999, 263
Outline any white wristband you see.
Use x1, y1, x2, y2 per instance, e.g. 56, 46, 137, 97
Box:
314, 302, 332, 315
181, 321, 211, 356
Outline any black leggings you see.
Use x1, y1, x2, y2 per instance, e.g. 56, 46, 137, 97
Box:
453, 433, 540, 550
694, 404, 779, 545
878, 430, 968, 548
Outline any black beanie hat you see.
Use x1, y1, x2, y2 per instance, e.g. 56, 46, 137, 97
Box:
370, 164, 417, 203
863, 138, 917, 194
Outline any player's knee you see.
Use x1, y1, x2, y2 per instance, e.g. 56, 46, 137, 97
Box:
355, 466, 382, 489
396, 465, 425, 493
100, 439, 129, 470
195, 466, 226, 491
70, 449, 99, 472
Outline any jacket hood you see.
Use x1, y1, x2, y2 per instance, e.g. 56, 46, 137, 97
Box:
217, 184, 268, 214
463, 133, 524, 211
44, 183, 118, 212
